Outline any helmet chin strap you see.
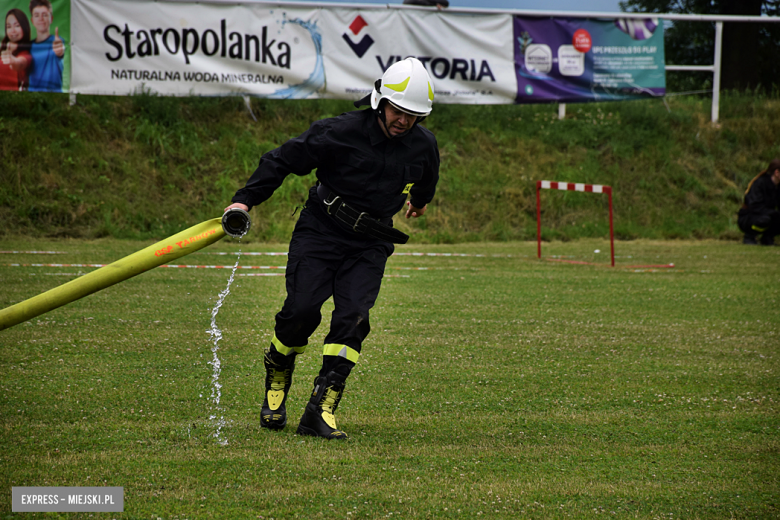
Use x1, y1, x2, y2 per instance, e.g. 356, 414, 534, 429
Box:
378, 109, 413, 140
373, 81, 394, 137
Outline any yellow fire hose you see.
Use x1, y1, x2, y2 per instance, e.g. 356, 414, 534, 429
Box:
0, 209, 251, 331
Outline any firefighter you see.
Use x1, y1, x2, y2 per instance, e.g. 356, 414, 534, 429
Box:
224, 58, 439, 439
738, 158, 780, 245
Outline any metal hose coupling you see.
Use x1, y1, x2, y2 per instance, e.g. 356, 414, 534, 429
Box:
222, 207, 251, 238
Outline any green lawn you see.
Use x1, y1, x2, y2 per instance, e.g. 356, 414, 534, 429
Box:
1, 238, 778, 519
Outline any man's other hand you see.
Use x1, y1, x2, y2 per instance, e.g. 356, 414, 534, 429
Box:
405, 201, 426, 219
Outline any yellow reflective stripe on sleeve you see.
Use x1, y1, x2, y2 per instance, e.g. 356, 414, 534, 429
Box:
384, 77, 410, 92
322, 343, 360, 364
402, 183, 414, 194
272, 333, 306, 355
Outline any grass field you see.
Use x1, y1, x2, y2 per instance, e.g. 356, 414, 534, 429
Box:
1, 237, 778, 519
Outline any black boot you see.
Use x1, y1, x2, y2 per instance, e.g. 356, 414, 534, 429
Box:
743, 234, 759, 245
296, 367, 349, 440
260, 348, 296, 430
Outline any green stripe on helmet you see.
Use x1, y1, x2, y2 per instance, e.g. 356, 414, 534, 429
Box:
384, 77, 410, 92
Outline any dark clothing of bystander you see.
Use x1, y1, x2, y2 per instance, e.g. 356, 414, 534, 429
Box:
403, 0, 450, 6
738, 172, 780, 245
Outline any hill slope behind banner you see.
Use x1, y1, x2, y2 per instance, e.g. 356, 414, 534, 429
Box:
3, 0, 665, 103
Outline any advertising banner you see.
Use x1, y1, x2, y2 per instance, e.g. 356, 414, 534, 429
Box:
3, 0, 668, 104
514, 16, 665, 103
70, 1, 517, 104
1, 0, 70, 92
71, 0, 322, 97
318, 9, 516, 105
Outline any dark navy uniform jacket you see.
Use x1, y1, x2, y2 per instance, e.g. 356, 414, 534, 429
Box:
742, 173, 779, 217
232, 108, 440, 220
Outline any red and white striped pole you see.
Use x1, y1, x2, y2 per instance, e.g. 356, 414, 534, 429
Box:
536, 180, 615, 267
536, 182, 542, 260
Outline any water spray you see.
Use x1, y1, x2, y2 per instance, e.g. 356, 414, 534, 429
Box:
205, 250, 242, 446
204, 207, 250, 445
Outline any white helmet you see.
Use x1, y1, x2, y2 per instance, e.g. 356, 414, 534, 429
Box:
370, 57, 434, 117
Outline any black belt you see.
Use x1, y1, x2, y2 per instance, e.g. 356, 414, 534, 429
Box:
316, 185, 409, 244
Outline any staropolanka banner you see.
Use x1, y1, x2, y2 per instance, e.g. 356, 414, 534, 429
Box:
71, 0, 322, 97
17, 0, 664, 103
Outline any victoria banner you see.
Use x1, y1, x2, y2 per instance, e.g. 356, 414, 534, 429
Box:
317, 9, 517, 105
4, 0, 665, 103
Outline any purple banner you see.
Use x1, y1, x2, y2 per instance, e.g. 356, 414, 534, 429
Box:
514, 16, 665, 103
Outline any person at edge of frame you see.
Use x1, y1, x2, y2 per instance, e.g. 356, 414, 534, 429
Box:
1, 8, 33, 91
223, 57, 440, 440
737, 157, 780, 246
28, 0, 65, 92
403, 0, 450, 9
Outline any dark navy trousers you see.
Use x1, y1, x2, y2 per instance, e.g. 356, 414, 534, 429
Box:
273, 196, 393, 376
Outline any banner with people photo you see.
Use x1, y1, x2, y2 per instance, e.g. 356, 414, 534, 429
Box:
1, 0, 70, 92
3, 0, 666, 103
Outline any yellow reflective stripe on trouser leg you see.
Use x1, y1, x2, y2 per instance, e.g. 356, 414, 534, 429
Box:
322, 343, 360, 364
272, 333, 307, 356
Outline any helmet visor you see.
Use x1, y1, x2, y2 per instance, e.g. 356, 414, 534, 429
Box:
386, 99, 428, 118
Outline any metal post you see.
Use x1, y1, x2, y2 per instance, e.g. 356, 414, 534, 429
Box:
536, 181, 542, 259
243, 95, 257, 122
606, 187, 614, 267
711, 21, 723, 124
558, 103, 566, 120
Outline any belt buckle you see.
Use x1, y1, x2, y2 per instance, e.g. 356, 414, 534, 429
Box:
323, 195, 341, 215
353, 212, 369, 232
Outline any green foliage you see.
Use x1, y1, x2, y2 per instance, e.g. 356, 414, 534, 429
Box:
1, 91, 779, 243
0, 239, 778, 518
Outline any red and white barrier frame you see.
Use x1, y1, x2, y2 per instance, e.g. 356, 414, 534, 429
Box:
536, 181, 615, 267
